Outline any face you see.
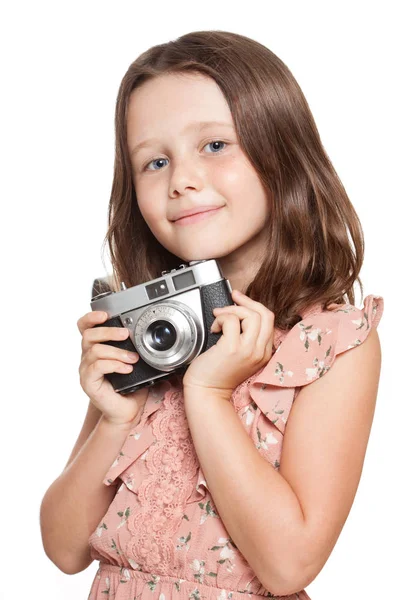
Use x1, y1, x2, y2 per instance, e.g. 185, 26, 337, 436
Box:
126, 72, 270, 282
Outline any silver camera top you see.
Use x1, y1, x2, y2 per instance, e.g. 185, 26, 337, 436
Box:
90, 259, 227, 317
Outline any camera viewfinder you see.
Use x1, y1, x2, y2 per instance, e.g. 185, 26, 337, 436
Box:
172, 270, 196, 291
146, 280, 169, 300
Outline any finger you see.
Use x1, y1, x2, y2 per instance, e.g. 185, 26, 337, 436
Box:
231, 290, 272, 317
213, 305, 252, 320
213, 305, 261, 348
82, 325, 130, 354
255, 311, 274, 361
211, 313, 241, 353
83, 342, 139, 369
231, 291, 275, 359
77, 311, 108, 335
83, 358, 135, 385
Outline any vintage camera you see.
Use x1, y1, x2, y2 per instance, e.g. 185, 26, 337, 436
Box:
90, 259, 235, 394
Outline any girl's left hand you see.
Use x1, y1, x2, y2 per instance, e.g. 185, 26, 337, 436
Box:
182, 289, 275, 397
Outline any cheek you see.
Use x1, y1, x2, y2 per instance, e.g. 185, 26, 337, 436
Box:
134, 181, 164, 223
215, 154, 263, 196
220, 165, 268, 219
211, 157, 245, 190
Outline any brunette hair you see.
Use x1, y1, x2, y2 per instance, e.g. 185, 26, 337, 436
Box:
101, 30, 364, 330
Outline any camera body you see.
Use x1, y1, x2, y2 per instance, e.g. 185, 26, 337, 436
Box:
90, 259, 234, 394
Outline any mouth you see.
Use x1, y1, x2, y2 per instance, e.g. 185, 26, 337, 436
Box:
173, 206, 224, 226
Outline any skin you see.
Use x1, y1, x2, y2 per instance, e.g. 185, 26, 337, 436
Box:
126, 71, 270, 293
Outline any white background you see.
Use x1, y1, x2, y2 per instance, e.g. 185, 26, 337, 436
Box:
1, 1, 415, 598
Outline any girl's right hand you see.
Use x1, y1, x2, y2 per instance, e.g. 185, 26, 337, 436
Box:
77, 310, 149, 429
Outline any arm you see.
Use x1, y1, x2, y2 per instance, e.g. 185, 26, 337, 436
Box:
183, 327, 382, 596
64, 399, 102, 470
40, 402, 146, 575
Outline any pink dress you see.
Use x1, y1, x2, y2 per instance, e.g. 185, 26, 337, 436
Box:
88, 294, 384, 600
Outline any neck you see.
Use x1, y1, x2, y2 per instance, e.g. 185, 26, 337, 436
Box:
216, 233, 268, 294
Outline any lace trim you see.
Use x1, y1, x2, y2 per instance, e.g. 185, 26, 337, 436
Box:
126, 386, 200, 574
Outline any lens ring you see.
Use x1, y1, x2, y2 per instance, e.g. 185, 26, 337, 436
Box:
134, 301, 201, 371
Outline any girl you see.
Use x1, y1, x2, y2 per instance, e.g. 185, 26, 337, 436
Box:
40, 30, 384, 600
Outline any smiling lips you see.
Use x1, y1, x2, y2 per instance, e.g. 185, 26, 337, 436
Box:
173, 206, 224, 226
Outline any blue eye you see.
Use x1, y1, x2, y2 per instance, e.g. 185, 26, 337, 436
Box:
205, 140, 227, 153
146, 158, 168, 171
144, 140, 227, 171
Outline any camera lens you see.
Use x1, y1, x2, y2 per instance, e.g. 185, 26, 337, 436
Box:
147, 320, 177, 351
135, 301, 201, 370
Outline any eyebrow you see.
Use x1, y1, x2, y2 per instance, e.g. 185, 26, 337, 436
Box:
130, 120, 234, 157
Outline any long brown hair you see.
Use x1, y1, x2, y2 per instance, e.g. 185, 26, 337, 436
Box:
100, 30, 364, 331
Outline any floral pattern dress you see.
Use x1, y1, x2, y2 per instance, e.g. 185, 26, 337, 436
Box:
87, 294, 384, 600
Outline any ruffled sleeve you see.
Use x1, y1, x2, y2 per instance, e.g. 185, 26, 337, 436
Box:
248, 294, 384, 434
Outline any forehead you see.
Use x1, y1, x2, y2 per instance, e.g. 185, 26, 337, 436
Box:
127, 73, 234, 142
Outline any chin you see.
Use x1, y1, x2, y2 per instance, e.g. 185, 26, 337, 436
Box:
175, 244, 235, 263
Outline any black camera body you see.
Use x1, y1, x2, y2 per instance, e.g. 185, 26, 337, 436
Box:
90, 259, 234, 394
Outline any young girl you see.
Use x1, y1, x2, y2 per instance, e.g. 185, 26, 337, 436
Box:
40, 30, 384, 600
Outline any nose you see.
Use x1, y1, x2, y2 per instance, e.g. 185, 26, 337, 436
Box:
168, 156, 204, 197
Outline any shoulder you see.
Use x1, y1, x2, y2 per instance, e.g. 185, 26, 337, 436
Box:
293, 319, 382, 416
247, 294, 384, 432
268, 294, 384, 388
